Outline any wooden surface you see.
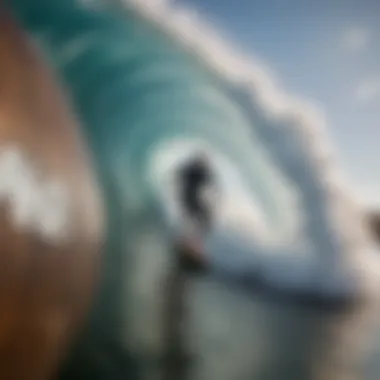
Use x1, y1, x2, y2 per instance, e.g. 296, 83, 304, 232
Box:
0, 9, 104, 380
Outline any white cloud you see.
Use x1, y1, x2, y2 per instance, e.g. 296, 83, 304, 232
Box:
356, 78, 380, 103
341, 27, 371, 52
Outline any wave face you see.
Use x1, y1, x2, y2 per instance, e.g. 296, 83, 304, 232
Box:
8, 0, 380, 379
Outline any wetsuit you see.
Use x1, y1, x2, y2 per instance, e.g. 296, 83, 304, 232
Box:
178, 156, 214, 233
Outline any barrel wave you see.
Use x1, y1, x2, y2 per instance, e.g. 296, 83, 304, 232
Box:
7, 1, 380, 379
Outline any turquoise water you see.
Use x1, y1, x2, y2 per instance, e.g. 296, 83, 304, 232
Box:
8, 1, 380, 379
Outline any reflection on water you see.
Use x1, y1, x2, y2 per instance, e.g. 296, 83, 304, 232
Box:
185, 274, 380, 380
125, 223, 380, 380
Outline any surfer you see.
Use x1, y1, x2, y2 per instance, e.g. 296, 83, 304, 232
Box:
175, 151, 217, 271
162, 152, 218, 380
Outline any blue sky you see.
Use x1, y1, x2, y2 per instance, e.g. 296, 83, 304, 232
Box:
179, 0, 379, 206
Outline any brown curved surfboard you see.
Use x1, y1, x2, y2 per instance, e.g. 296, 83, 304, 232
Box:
0, 9, 104, 380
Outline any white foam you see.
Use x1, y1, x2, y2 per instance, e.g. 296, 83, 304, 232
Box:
97, 0, 380, 294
